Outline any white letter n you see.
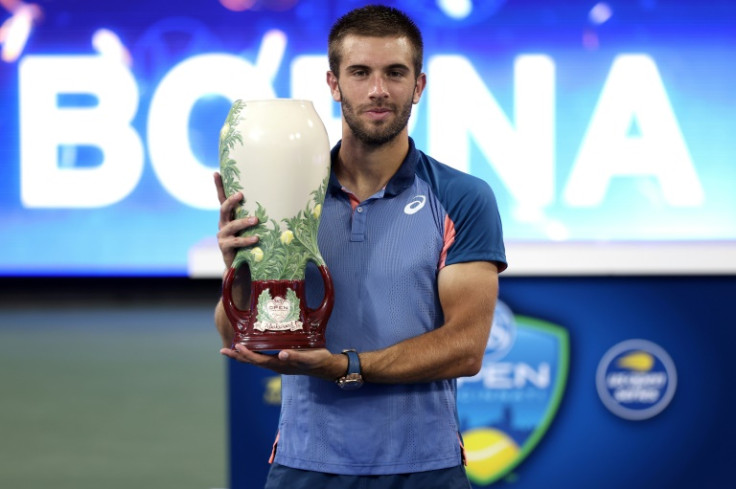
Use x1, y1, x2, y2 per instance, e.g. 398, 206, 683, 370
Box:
428, 55, 555, 210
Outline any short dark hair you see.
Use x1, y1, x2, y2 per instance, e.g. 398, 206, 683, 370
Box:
328, 5, 424, 78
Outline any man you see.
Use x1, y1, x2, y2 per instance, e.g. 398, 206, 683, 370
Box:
214, 5, 507, 488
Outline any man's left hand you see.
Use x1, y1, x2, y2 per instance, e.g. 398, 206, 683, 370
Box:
220, 345, 346, 381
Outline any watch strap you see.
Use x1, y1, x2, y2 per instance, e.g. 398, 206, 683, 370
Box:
342, 349, 361, 376
336, 349, 363, 390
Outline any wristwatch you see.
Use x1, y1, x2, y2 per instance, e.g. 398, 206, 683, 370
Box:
336, 349, 364, 390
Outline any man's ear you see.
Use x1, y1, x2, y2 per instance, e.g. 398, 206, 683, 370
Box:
326, 71, 341, 102
413, 72, 427, 104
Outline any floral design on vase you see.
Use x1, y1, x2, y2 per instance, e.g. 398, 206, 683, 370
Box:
218, 99, 333, 349
220, 100, 328, 280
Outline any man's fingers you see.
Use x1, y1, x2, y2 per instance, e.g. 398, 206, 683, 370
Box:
217, 217, 260, 249
214, 172, 227, 204
218, 192, 244, 228
226, 344, 284, 368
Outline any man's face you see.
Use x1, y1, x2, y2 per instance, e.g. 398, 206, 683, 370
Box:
328, 35, 425, 146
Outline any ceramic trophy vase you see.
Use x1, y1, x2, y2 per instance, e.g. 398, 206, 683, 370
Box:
219, 99, 334, 351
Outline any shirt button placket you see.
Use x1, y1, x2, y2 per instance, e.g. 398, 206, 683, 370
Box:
351, 204, 367, 242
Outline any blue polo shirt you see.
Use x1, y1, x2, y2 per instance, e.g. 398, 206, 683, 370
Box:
273, 138, 506, 475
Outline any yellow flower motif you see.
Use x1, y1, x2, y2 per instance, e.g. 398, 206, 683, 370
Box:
250, 247, 264, 262
312, 204, 322, 219
280, 230, 294, 245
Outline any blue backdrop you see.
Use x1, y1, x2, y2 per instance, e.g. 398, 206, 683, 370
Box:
0, 0, 734, 275
229, 275, 736, 488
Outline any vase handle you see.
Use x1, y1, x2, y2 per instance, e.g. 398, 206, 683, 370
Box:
222, 266, 251, 336
307, 264, 334, 332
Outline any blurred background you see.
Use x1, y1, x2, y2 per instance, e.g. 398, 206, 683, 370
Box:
0, 278, 227, 489
0, 0, 734, 488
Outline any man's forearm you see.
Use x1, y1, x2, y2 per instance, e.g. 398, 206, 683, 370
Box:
359, 317, 490, 384
360, 261, 498, 384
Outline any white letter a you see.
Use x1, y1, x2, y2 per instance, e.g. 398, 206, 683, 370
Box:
564, 55, 703, 207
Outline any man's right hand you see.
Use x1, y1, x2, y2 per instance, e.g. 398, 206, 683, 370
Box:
214, 172, 259, 269
214, 171, 260, 346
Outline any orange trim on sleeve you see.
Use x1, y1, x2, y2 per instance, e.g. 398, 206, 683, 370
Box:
268, 431, 280, 464
458, 432, 467, 466
439, 215, 456, 269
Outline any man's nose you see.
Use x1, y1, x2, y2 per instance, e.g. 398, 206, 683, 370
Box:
368, 75, 389, 98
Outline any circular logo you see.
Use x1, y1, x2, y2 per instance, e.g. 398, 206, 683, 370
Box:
484, 300, 517, 361
404, 195, 426, 215
596, 339, 677, 421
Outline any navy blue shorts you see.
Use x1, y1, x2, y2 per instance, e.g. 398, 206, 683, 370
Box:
264, 463, 472, 489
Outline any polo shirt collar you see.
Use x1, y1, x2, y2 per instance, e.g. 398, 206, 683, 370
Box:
328, 138, 419, 198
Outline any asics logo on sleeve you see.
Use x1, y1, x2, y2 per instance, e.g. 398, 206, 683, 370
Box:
404, 195, 426, 215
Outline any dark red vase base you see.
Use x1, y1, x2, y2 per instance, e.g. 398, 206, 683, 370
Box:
222, 266, 334, 352
233, 330, 326, 352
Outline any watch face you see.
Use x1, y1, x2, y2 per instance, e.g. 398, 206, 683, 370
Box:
339, 374, 364, 390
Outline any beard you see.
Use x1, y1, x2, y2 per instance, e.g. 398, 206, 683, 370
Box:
338, 86, 415, 146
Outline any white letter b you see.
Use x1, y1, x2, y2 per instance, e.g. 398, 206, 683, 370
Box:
19, 55, 143, 208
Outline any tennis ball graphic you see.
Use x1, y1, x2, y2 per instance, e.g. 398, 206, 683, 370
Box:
463, 428, 520, 485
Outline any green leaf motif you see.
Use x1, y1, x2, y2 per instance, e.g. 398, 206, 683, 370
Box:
284, 289, 301, 322
219, 99, 329, 281
234, 176, 329, 281
256, 289, 272, 322
219, 100, 247, 201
